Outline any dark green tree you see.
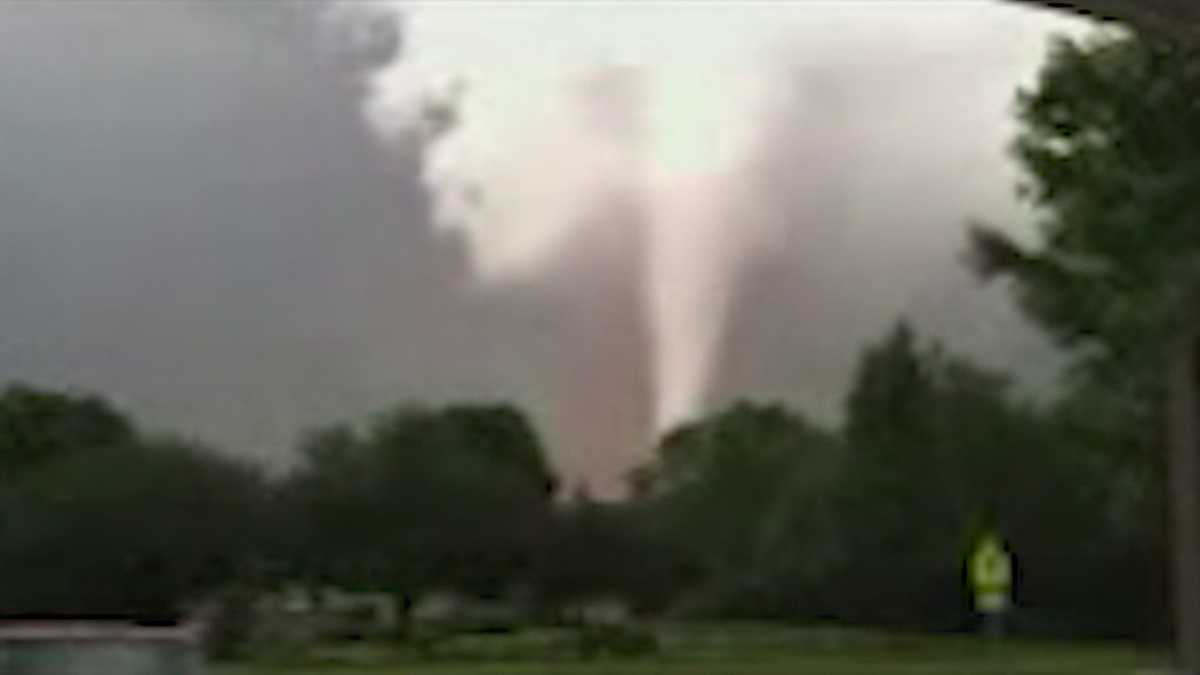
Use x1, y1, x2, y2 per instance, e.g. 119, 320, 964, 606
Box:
836, 322, 966, 627
0, 383, 135, 480
633, 400, 841, 617
970, 33, 1200, 364
968, 29, 1197, 650
281, 403, 557, 610
0, 438, 265, 616
834, 321, 1138, 633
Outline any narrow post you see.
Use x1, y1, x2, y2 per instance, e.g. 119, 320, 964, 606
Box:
1168, 332, 1200, 673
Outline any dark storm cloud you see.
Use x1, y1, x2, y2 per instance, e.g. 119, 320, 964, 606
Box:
0, 2, 1073, 485
0, 1, 543, 464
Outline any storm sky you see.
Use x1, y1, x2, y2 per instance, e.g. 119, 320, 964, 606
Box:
0, 1, 1086, 490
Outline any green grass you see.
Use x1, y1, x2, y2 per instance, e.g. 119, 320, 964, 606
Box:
215, 624, 1166, 675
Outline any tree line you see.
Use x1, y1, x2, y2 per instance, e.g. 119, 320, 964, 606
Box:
0, 316, 1166, 641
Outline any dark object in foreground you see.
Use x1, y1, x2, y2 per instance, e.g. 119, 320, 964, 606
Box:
0, 614, 204, 675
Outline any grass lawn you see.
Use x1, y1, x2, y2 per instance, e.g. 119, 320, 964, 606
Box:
214, 624, 1167, 675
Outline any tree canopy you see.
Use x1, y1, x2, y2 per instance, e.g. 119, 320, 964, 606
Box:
971, 32, 1200, 365
0, 385, 266, 617
280, 403, 557, 602
0, 383, 136, 479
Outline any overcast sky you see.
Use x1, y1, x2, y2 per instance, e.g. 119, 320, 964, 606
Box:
0, 1, 1087, 489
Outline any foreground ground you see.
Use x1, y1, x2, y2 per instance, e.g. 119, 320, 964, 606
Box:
215, 624, 1167, 675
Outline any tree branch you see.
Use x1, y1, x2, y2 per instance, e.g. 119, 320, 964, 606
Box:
1012, 0, 1200, 41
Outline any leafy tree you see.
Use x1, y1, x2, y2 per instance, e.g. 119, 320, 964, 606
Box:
969, 32, 1200, 369
968, 30, 1195, 644
632, 400, 842, 617
835, 322, 969, 627
845, 322, 934, 455
281, 403, 557, 608
0, 383, 135, 480
279, 424, 391, 590
0, 381, 269, 649
833, 321, 1142, 633
0, 438, 265, 616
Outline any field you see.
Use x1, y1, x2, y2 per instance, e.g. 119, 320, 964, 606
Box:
215, 623, 1167, 675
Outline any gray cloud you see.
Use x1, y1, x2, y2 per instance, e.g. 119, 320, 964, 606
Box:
0, 1, 1077, 488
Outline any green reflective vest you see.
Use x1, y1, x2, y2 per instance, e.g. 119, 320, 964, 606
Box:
969, 534, 1012, 613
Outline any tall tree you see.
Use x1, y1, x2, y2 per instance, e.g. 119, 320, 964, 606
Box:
971, 34, 1200, 360
835, 321, 1137, 632
970, 30, 1200, 661
837, 322, 966, 627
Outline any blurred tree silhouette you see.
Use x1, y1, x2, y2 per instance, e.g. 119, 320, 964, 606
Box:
970, 33, 1200, 365
0, 436, 265, 616
833, 321, 1152, 635
0, 383, 135, 480
631, 400, 842, 618
0, 370, 1167, 641
280, 403, 557, 614
969, 30, 1197, 646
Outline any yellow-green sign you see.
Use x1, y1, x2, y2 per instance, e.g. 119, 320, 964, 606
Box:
969, 533, 1012, 614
